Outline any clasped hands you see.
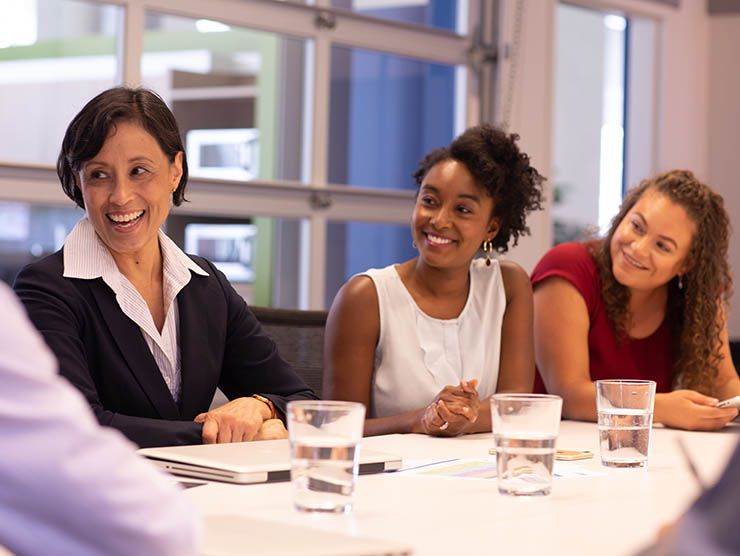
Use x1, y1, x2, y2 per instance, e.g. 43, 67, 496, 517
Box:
419, 379, 480, 437
194, 396, 288, 444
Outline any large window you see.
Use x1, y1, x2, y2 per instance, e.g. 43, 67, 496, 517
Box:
0, 0, 479, 309
0, 0, 121, 165
551, 2, 658, 242
0, 201, 82, 283
325, 220, 415, 304
167, 213, 305, 308
329, 47, 462, 189
141, 13, 309, 184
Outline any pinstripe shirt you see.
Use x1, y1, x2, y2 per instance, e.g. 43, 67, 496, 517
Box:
63, 218, 208, 403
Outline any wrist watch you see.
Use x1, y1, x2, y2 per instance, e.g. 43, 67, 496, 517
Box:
251, 394, 277, 419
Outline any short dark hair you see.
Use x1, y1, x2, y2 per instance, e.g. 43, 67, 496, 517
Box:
413, 124, 544, 253
57, 87, 188, 209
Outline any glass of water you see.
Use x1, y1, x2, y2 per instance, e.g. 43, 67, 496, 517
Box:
596, 379, 656, 468
287, 400, 366, 513
490, 394, 563, 496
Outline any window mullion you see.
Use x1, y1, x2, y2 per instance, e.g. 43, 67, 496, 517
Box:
304, 27, 332, 309
138, 0, 469, 66
120, 0, 144, 85
304, 215, 327, 310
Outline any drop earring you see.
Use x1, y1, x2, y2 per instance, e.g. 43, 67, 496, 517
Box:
678, 274, 684, 290
483, 240, 493, 267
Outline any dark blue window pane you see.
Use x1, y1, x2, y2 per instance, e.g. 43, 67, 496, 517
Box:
325, 221, 417, 304
329, 46, 457, 190
331, 0, 459, 33
326, 45, 460, 304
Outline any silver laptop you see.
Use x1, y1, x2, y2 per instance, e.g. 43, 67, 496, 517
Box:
138, 439, 402, 484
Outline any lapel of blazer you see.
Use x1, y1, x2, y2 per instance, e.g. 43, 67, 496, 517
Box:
89, 281, 181, 420
177, 274, 216, 418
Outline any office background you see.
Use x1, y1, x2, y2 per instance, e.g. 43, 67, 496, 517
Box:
1, 0, 739, 342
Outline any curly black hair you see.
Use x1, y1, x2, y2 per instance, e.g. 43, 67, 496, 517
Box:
413, 124, 545, 253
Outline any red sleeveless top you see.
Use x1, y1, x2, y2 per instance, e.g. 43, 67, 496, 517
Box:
531, 242, 673, 393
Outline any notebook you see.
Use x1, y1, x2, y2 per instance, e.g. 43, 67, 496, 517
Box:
138, 439, 402, 484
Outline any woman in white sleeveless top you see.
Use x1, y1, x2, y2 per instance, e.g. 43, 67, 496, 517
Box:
324, 125, 545, 436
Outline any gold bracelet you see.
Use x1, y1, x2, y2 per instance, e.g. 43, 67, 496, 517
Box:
251, 394, 277, 419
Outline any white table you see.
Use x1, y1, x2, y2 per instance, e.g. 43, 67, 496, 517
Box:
186, 421, 739, 555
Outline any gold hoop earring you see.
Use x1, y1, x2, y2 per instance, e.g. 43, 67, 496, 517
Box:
483, 240, 493, 267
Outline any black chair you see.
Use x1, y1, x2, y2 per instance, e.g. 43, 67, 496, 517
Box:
250, 306, 328, 398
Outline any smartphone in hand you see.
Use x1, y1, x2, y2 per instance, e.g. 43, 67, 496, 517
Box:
716, 395, 740, 409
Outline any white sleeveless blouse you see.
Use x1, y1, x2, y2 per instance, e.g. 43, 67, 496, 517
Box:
364, 259, 506, 418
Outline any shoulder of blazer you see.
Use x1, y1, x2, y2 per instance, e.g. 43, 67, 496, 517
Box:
13, 249, 83, 302
17, 248, 102, 294
183, 254, 233, 295
17, 248, 65, 280
184, 254, 214, 276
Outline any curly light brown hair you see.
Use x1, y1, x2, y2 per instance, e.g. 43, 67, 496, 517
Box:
414, 124, 545, 254
590, 170, 732, 394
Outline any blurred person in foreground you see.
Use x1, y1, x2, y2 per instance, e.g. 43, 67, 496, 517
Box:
638, 439, 740, 555
0, 282, 199, 556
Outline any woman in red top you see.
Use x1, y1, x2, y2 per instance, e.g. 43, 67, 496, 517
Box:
533, 170, 740, 430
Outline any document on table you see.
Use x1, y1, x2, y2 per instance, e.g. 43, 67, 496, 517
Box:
399, 458, 603, 479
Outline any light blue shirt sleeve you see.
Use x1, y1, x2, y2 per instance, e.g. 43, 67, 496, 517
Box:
0, 283, 200, 556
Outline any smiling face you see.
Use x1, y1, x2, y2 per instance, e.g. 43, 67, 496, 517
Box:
610, 188, 696, 292
76, 120, 183, 264
412, 159, 499, 271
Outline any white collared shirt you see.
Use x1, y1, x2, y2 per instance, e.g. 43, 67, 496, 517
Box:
63, 218, 208, 403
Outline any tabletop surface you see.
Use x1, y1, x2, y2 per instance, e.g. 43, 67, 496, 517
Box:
186, 420, 739, 555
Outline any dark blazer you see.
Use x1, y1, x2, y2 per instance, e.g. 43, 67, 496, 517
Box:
14, 250, 317, 448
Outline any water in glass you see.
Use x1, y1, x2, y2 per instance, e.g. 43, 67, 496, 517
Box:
495, 434, 556, 496
598, 409, 653, 468
290, 437, 359, 513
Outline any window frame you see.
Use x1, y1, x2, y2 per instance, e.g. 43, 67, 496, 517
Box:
0, 0, 487, 308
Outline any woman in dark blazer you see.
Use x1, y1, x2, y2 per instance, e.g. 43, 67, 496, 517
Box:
14, 87, 317, 448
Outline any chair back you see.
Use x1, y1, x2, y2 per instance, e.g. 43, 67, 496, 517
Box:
250, 306, 327, 398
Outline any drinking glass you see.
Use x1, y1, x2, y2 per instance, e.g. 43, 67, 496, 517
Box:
287, 400, 366, 513
596, 380, 656, 468
490, 394, 563, 496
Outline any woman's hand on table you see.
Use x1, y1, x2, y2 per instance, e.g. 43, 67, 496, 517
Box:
419, 380, 480, 436
656, 390, 738, 431
195, 397, 274, 443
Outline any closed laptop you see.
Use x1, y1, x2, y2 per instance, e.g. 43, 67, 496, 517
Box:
138, 439, 402, 484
